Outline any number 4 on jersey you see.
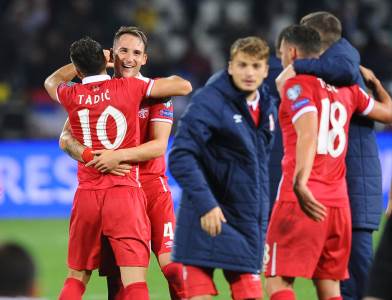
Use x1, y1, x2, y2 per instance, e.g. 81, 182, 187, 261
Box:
317, 98, 347, 158
163, 222, 174, 240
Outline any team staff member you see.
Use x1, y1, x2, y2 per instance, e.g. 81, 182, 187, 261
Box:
169, 36, 276, 300
59, 27, 186, 300
44, 37, 191, 299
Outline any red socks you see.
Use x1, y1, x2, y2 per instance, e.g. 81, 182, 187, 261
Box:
270, 289, 296, 300
59, 278, 86, 300
161, 262, 186, 299
123, 282, 149, 300
327, 297, 343, 300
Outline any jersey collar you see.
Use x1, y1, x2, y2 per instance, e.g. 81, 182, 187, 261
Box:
247, 90, 260, 110
82, 74, 111, 85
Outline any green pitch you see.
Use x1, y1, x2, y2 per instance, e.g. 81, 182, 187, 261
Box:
0, 219, 385, 299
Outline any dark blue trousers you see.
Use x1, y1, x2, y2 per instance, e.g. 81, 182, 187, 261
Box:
341, 229, 373, 300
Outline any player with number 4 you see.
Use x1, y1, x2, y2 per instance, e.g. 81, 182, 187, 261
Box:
264, 25, 392, 300
44, 36, 192, 300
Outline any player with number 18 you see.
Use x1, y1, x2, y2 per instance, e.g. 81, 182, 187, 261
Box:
264, 25, 392, 300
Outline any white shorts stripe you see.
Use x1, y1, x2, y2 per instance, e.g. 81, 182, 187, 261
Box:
159, 176, 168, 192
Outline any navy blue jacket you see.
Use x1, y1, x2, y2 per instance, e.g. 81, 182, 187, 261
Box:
169, 70, 276, 273
294, 38, 382, 229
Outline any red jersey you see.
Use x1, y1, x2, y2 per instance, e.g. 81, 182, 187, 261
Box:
278, 75, 374, 207
136, 74, 174, 183
57, 74, 154, 189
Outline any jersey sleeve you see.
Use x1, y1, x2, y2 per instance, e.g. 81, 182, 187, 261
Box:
56, 81, 76, 106
149, 99, 174, 124
354, 85, 375, 115
126, 77, 155, 103
281, 77, 317, 123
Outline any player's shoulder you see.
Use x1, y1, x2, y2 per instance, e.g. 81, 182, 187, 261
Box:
286, 74, 319, 86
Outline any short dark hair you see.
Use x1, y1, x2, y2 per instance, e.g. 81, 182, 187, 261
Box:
113, 26, 148, 52
300, 11, 342, 49
230, 36, 270, 60
280, 25, 321, 57
0, 242, 36, 296
70, 36, 106, 76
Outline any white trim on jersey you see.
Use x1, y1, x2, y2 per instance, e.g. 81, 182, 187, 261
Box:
82, 74, 111, 85
159, 176, 168, 192
150, 118, 173, 124
275, 175, 284, 202
271, 242, 277, 276
292, 106, 317, 124
361, 97, 375, 116
146, 79, 155, 97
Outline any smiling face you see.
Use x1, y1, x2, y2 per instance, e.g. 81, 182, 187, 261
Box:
228, 51, 269, 93
112, 33, 147, 78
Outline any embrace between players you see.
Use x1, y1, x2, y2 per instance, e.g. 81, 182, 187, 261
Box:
44, 11, 392, 300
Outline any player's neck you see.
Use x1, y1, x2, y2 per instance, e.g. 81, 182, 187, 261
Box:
246, 90, 258, 102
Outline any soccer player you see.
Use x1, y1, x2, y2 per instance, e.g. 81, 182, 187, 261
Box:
58, 26, 186, 300
264, 25, 392, 300
44, 36, 191, 300
290, 12, 384, 300
169, 36, 276, 300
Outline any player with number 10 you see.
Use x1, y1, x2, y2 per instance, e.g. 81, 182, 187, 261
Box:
263, 25, 392, 300
44, 36, 192, 300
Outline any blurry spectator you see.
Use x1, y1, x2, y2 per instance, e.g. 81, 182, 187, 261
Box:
0, 242, 43, 299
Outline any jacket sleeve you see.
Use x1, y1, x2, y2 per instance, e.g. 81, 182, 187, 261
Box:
169, 95, 221, 217
293, 56, 357, 86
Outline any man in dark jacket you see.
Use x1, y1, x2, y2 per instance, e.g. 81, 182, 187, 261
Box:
169, 37, 276, 300
282, 12, 382, 300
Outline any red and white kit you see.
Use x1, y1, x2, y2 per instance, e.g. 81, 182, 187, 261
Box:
137, 74, 176, 256
265, 75, 374, 280
57, 74, 154, 270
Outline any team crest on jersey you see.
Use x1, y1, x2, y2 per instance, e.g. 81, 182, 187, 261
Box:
163, 100, 173, 108
286, 84, 302, 101
138, 108, 149, 119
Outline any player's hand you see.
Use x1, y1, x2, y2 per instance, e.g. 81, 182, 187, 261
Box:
276, 64, 296, 96
360, 65, 380, 91
294, 184, 327, 222
103, 49, 114, 69
200, 206, 227, 237
109, 163, 132, 176
386, 196, 392, 218
85, 149, 125, 173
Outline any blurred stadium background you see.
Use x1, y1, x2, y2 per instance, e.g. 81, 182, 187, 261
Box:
0, 0, 392, 299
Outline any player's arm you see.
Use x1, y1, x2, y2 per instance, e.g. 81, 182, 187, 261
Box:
44, 63, 77, 101
293, 55, 357, 86
59, 119, 131, 176
360, 66, 392, 123
386, 178, 392, 218
86, 121, 172, 172
149, 76, 192, 98
59, 119, 85, 163
292, 111, 327, 222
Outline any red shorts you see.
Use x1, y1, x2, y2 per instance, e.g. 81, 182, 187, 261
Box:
264, 201, 351, 280
144, 176, 176, 256
68, 186, 150, 271
184, 265, 262, 300
99, 176, 176, 276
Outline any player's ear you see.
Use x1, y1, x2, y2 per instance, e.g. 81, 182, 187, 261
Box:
109, 48, 114, 62
290, 46, 297, 61
228, 61, 233, 75
142, 53, 147, 66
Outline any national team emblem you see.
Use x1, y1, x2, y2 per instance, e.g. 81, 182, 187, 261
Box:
286, 84, 302, 101
138, 108, 149, 119
233, 114, 242, 123
163, 100, 173, 108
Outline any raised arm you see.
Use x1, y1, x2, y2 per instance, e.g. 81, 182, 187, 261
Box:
44, 63, 77, 101
360, 66, 392, 123
292, 111, 327, 222
150, 76, 192, 98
